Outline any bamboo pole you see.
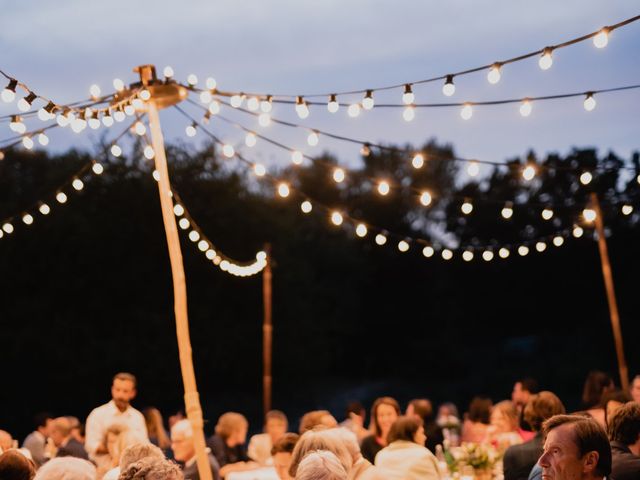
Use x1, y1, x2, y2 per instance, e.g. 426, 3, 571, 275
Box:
590, 192, 629, 391
262, 244, 273, 417
146, 99, 213, 480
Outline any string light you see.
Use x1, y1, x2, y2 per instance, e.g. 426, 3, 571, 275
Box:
482, 250, 494, 261
580, 171, 593, 185
261, 96, 273, 113
152, 170, 161, 182
403, 105, 415, 122
301, 200, 312, 213
347, 103, 361, 118
38, 132, 50, 146
411, 153, 424, 169
377, 181, 390, 196
501, 203, 514, 219
88, 111, 101, 130
583, 208, 596, 222
402, 84, 414, 105
573, 225, 584, 238
539, 48, 554, 70
185, 123, 197, 137
360, 144, 371, 156
327, 94, 339, 113
583, 93, 596, 111
71, 114, 87, 133
247, 97, 260, 111
499, 247, 510, 259
553, 236, 564, 247
519, 100, 532, 117
92, 163, 104, 175
461, 200, 473, 215
333, 167, 345, 183
188, 230, 200, 242
135, 121, 147, 136
198, 239, 209, 252
245, 132, 257, 147
139, 89, 151, 101
291, 150, 304, 165
467, 161, 480, 177
593, 28, 609, 48
2, 223, 14, 234
622, 204, 633, 215
423, 246, 435, 258
206, 77, 217, 90
522, 164, 536, 181
541, 208, 554, 220
110, 144, 122, 157
56, 192, 68, 204
442, 249, 453, 260
124, 104, 136, 116
307, 131, 319, 146
258, 113, 271, 127
144, 146, 155, 159
179, 218, 190, 230
295, 97, 310, 119
22, 136, 34, 150
163, 66, 174, 79
187, 74, 199, 86
331, 211, 344, 226
72, 179, 84, 191
101, 111, 114, 127
38, 102, 56, 121
230, 94, 244, 108
420, 191, 432, 206
487, 63, 502, 84
173, 204, 185, 216
536, 241, 547, 252
362, 90, 375, 110
205, 249, 216, 260
398, 240, 409, 252
208, 100, 221, 115
460, 104, 473, 120
355, 223, 368, 237
463, 250, 474, 262
518, 246, 529, 256
1, 79, 18, 102
442, 75, 455, 96
222, 144, 235, 158
22, 214, 33, 225
9, 116, 26, 134
39, 203, 50, 215
375, 233, 387, 245
277, 183, 290, 198
200, 90, 213, 104
113, 78, 125, 92
113, 109, 126, 122
17, 92, 37, 112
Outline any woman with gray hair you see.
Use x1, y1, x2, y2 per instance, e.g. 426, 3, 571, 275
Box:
288, 430, 352, 478
295, 451, 347, 480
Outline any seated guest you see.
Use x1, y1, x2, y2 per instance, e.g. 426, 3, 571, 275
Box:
22, 413, 53, 467
503, 391, 565, 480
295, 451, 348, 480
118, 456, 183, 480
406, 399, 444, 454
631, 375, 640, 404
607, 401, 640, 480
581, 370, 615, 428
34, 457, 96, 480
248, 410, 288, 465
486, 400, 522, 449
512, 379, 538, 415
206, 413, 257, 478
142, 408, 171, 456
1, 430, 15, 452
360, 397, 400, 463
436, 403, 461, 446
299, 411, 338, 435
171, 419, 220, 480
601, 389, 632, 427
270, 433, 299, 480
0, 449, 36, 480
374, 416, 441, 480
339, 402, 368, 442
102, 426, 148, 480
325, 428, 384, 480
119, 443, 165, 472
50, 417, 88, 460
461, 397, 492, 443
288, 430, 352, 478
66, 418, 85, 446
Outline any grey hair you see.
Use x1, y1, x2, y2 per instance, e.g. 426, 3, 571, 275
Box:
295, 451, 348, 480
119, 443, 165, 471
170, 420, 193, 439
118, 457, 182, 480
323, 428, 361, 463
34, 457, 96, 480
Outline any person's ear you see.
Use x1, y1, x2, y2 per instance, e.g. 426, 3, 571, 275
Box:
582, 451, 599, 474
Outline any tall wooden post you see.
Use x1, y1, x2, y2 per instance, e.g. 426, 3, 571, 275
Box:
590, 192, 629, 391
262, 244, 273, 417
138, 65, 212, 480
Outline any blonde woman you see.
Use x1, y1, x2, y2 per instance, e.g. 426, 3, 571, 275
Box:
486, 400, 522, 450
207, 412, 258, 478
143, 408, 171, 452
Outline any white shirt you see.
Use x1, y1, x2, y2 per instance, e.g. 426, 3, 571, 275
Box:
85, 400, 148, 458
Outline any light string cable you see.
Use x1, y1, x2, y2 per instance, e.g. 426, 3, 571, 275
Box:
182, 14, 640, 100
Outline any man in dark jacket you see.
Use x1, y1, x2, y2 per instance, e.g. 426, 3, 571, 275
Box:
50, 417, 88, 460
608, 401, 640, 480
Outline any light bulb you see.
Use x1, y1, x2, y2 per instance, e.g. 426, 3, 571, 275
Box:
553, 236, 564, 247
518, 246, 530, 256
482, 250, 494, 261
355, 224, 367, 237
206, 77, 217, 90
261, 96, 273, 113
461, 201, 473, 215
331, 211, 343, 226
423, 246, 435, 258
277, 183, 290, 198
442, 75, 455, 96
402, 84, 414, 105
501, 204, 513, 219
522, 165, 536, 181
301, 201, 312, 213
179, 218, 190, 230
71, 117, 87, 133
187, 74, 198, 86
442, 249, 453, 260
206, 249, 216, 260
222, 144, 235, 158
208, 100, 221, 115
412, 154, 424, 169
593, 28, 609, 48
460, 104, 473, 120
188, 231, 200, 242
295, 97, 309, 119
113, 110, 126, 122
291, 150, 304, 165
38, 133, 49, 146
541, 208, 554, 220
467, 161, 479, 177
247, 97, 260, 111
347, 103, 361, 118
520, 100, 532, 117
1, 79, 17, 102
110, 145, 122, 157
333, 168, 345, 183
71, 179, 84, 191
124, 104, 135, 116
583, 208, 596, 222
9, 116, 26, 134
487, 64, 502, 84
92, 163, 104, 175
185, 124, 197, 137
196, 240, 208, 252
403, 105, 415, 122
2, 223, 14, 233
307, 132, 319, 146
39, 203, 50, 215
420, 191, 432, 206
245, 132, 257, 147
230, 94, 244, 108
375, 234, 387, 246
536, 242, 547, 252
584, 93, 596, 112
622, 204, 633, 215
573, 225, 584, 238
152, 170, 160, 182
200, 91, 213, 104
89, 84, 101, 98
17, 92, 37, 112
539, 48, 553, 70
56, 192, 68, 204
56, 113, 70, 127
327, 94, 339, 113
580, 171, 592, 185
163, 66, 174, 78
135, 121, 147, 136
89, 115, 101, 130
253, 163, 266, 176
499, 248, 510, 259
144, 146, 155, 159
463, 251, 474, 262
362, 90, 375, 110
398, 240, 409, 252
38, 107, 53, 122
22, 136, 34, 150
113, 78, 125, 91
258, 113, 271, 127
377, 181, 390, 196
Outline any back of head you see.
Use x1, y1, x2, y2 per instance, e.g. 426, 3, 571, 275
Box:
0, 450, 36, 480
295, 450, 348, 480
33, 413, 53, 432
289, 430, 352, 478
299, 411, 337, 435
118, 456, 183, 480
271, 433, 300, 456
408, 399, 434, 423
215, 412, 248, 440
524, 391, 566, 432
51, 417, 72, 438
119, 443, 164, 471
607, 401, 640, 446
492, 400, 519, 430
345, 402, 365, 419
387, 416, 422, 444
266, 410, 288, 426
0, 430, 14, 450
34, 457, 96, 480
582, 370, 614, 409
323, 428, 361, 463
519, 378, 539, 395
468, 397, 492, 424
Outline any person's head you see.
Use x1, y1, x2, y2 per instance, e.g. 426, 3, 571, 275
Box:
323, 428, 361, 464
370, 397, 400, 438
34, 457, 96, 480
523, 391, 566, 433
0, 450, 36, 480
467, 397, 492, 424
0, 430, 14, 452
106, 426, 145, 467
437, 402, 459, 420
631, 375, 640, 404
264, 410, 288, 443
33, 413, 53, 437
118, 456, 182, 480
66, 417, 84, 443
344, 402, 365, 425
49, 418, 72, 447
387, 416, 425, 446
288, 430, 352, 478
170, 419, 195, 463
119, 443, 164, 471
299, 411, 338, 435
607, 402, 640, 453
295, 450, 348, 480
512, 378, 539, 407
406, 399, 434, 423
490, 400, 519, 434
215, 412, 248, 447
581, 371, 614, 409
539, 414, 611, 480
270, 433, 299, 480
142, 408, 170, 449
600, 389, 632, 427
111, 373, 137, 412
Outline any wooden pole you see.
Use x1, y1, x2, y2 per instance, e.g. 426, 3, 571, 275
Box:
590, 192, 629, 391
262, 244, 273, 417
146, 99, 213, 480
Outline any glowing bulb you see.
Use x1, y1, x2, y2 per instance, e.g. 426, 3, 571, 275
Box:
622, 204, 633, 215
412, 154, 424, 169
56, 192, 68, 204
56, 113, 70, 127
172, 204, 185, 218
90, 163, 103, 175
124, 104, 135, 116
206, 249, 216, 260
185, 124, 197, 137
487, 64, 502, 84
327, 94, 339, 113
520, 100, 532, 117
245, 132, 257, 147
355, 223, 367, 237
442, 249, 453, 260
198, 240, 209, 252
460, 104, 473, 120
375, 234, 387, 245
300, 201, 312, 213
420, 191, 432, 206
573, 225, 584, 238
377, 181, 390, 196
144, 146, 155, 159
501, 205, 513, 219
208, 100, 221, 115
222, 144, 235, 158
39, 203, 50, 215
499, 247, 510, 259
423, 246, 435, 258
163, 66, 174, 78
179, 218, 190, 230
9, 116, 26, 134
403, 105, 415, 122
188, 230, 200, 242
461, 201, 473, 214
89, 115, 101, 130
593, 28, 609, 48
206, 77, 217, 90
1, 79, 17, 102
536, 242, 547, 252
463, 251, 474, 262
37, 131, 49, 145
307, 132, 319, 146
583, 208, 596, 222
38, 107, 54, 122
113, 78, 125, 91
539, 48, 553, 70
261, 96, 273, 113
21, 214, 33, 225
583, 93, 596, 112
2, 223, 14, 233
72, 179, 84, 191
402, 84, 414, 105
199, 91, 213, 104
518, 246, 530, 256
333, 168, 345, 183
22, 136, 34, 150
347, 103, 361, 118
277, 183, 290, 198
187, 74, 198, 86
580, 171, 592, 185
362, 90, 375, 110
230, 94, 244, 108
110, 145, 122, 157
482, 250, 494, 261
553, 236, 564, 247
398, 240, 409, 252
113, 110, 126, 122
152, 170, 160, 182
331, 211, 343, 226
522, 165, 536, 181
101, 112, 113, 127
467, 161, 480, 177
88, 84, 101, 98
247, 97, 260, 111
295, 97, 309, 119
71, 117, 87, 133
442, 75, 455, 96
541, 208, 554, 220
17, 93, 37, 112
291, 151, 304, 165
134, 121, 146, 136
258, 113, 271, 127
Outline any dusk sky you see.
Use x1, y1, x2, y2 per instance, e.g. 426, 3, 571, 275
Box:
1, 2, 638, 172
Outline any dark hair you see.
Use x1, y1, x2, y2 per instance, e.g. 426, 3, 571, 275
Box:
581, 370, 613, 409
271, 433, 300, 455
33, 412, 53, 430
113, 372, 137, 387
523, 391, 566, 432
0, 450, 36, 480
542, 414, 611, 477
468, 397, 492, 424
387, 416, 423, 444
408, 399, 434, 423
607, 402, 640, 446
345, 401, 365, 418
370, 397, 401, 437
518, 378, 539, 394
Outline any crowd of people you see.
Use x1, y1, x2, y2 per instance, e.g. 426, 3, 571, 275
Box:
1, 371, 640, 480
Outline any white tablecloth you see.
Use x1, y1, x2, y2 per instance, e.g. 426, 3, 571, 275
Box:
226, 467, 279, 480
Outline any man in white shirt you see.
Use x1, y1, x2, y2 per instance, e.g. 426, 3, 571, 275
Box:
84, 372, 148, 463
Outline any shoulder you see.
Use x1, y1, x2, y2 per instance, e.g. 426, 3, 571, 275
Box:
88, 402, 111, 418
